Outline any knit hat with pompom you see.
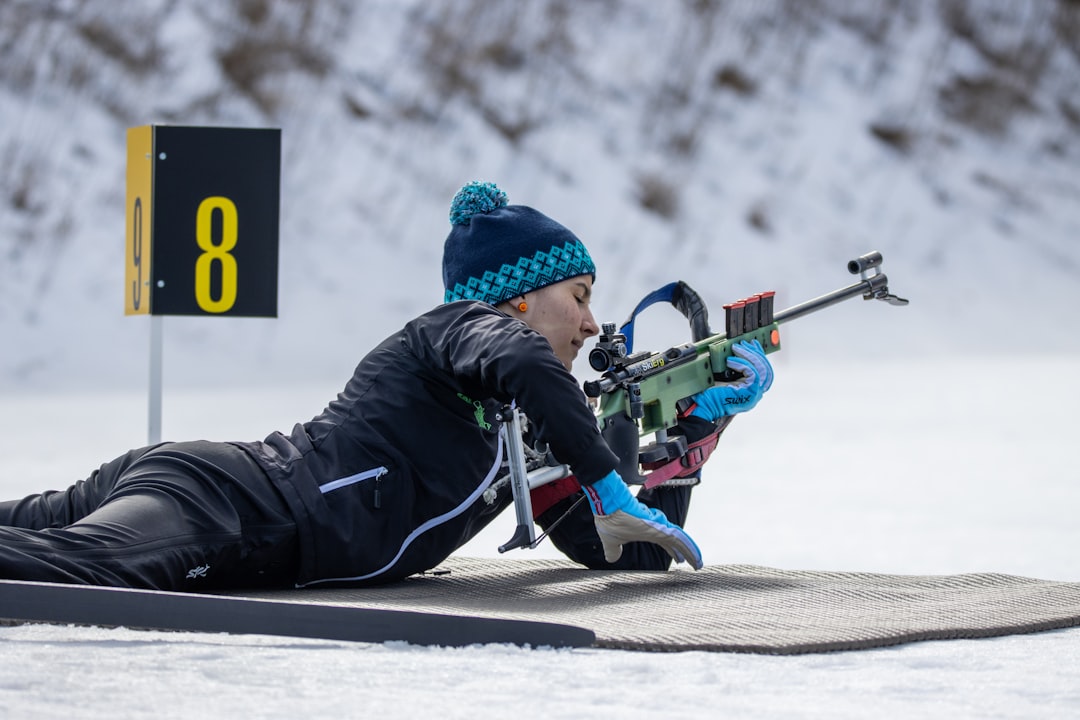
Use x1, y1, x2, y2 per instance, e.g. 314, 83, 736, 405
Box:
442, 181, 596, 305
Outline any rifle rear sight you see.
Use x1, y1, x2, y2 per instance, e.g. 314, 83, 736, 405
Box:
588, 323, 631, 372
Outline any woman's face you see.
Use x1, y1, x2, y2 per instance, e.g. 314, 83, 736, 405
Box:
518, 276, 599, 370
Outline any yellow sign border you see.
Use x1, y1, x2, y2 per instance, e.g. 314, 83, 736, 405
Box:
125, 126, 153, 315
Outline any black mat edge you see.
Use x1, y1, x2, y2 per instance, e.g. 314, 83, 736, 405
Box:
0, 579, 595, 649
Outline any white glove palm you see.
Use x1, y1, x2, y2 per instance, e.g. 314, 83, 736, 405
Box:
583, 471, 703, 569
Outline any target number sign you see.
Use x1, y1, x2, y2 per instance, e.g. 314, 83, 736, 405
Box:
125, 125, 280, 317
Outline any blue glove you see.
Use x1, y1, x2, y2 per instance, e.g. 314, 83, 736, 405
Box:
583, 470, 703, 569
690, 339, 774, 422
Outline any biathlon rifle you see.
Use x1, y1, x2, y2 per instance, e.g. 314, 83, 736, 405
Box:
496, 251, 908, 554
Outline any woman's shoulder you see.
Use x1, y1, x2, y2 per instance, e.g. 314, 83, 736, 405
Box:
407, 300, 522, 338
403, 300, 552, 369
416, 300, 504, 321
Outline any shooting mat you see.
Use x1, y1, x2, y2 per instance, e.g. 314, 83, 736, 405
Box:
238, 557, 1080, 654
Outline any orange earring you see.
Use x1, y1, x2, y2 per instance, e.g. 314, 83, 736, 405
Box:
517, 301, 528, 313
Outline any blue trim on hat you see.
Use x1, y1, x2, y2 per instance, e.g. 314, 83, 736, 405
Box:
444, 239, 596, 305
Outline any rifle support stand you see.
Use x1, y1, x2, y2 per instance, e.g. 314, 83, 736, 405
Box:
497, 406, 537, 553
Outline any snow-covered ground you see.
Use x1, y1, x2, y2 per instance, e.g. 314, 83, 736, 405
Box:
2, 355, 1078, 719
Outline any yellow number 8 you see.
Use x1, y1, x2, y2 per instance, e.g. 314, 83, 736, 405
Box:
195, 196, 238, 313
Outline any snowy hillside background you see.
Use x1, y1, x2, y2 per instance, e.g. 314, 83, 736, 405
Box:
1, 0, 1078, 396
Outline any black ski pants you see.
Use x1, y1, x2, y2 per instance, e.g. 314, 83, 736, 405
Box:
0, 441, 299, 591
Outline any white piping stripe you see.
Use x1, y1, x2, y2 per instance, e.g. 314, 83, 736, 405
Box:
299, 429, 506, 587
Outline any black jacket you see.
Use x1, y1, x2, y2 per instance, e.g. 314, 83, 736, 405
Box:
236, 301, 627, 587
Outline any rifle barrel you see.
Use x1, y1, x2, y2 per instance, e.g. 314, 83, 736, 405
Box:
773, 275, 885, 325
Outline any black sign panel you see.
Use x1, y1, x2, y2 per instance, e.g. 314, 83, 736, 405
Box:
147, 126, 280, 317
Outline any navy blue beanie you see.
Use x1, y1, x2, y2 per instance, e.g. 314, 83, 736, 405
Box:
442, 181, 596, 305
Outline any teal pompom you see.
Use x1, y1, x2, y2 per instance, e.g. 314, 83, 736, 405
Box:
449, 181, 509, 225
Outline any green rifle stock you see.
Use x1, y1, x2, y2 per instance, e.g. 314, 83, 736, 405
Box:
583, 251, 908, 480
